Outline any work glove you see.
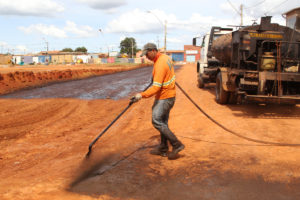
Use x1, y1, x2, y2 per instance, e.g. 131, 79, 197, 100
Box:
130, 93, 142, 103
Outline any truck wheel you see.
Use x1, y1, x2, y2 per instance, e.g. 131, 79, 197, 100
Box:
228, 92, 237, 104
197, 74, 205, 88
216, 72, 229, 104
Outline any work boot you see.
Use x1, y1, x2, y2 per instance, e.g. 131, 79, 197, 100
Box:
168, 143, 185, 160
149, 145, 168, 157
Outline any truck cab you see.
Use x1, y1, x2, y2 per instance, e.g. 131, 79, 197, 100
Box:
193, 27, 233, 88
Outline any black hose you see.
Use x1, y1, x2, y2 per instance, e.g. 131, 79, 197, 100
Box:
86, 102, 134, 157
86, 79, 153, 158
175, 82, 300, 147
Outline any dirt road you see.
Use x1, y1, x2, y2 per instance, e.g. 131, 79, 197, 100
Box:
0, 63, 150, 95
1, 64, 300, 200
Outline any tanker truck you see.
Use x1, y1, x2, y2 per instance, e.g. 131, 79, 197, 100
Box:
193, 26, 233, 88
194, 16, 300, 105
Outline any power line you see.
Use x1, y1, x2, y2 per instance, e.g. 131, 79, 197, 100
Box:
244, 0, 266, 10
227, 0, 244, 26
227, 0, 240, 15
264, 0, 290, 15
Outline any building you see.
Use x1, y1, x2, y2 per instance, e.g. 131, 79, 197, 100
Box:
0, 54, 12, 65
136, 50, 143, 58
283, 7, 300, 32
12, 55, 23, 65
184, 45, 201, 62
166, 50, 185, 62
137, 46, 201, 63
40, 51, 88, 64
108, 51, 119, 57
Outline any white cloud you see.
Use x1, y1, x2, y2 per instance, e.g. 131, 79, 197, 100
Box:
103, 8, 119, 14
64, 21, 97, 38
18, 24, 67, 38
105, 9, 177, 34
105, 8, 235, 36
167, 37, 183, 44
15, 45, 28, 53
110, 6, 284, 36
0, 0, 64, 17
0, 41, 8, 47
76, 0, 126, 10
18, 21, 97, 38
0, 41, 9, 53
0, 42, 29, 54
169, 13, 235, 34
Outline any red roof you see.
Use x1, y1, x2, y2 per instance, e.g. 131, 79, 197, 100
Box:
166, 50, 185, 53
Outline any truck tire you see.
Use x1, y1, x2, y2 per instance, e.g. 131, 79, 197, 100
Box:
228, 92, 237, 104
215, 72, 229, 104
197, 74, 205, 88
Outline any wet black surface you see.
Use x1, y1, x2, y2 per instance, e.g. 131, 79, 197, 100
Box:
0, 66, 181, 100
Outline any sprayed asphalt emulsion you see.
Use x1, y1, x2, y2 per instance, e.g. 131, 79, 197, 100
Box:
0, 66, 181, 100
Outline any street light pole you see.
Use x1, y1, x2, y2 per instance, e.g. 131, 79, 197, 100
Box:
164, 20, 167, 54
99, 29, 110, 57
147, 11, 167, 54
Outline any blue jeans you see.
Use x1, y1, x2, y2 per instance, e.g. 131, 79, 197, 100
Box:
152, 97, 180, 149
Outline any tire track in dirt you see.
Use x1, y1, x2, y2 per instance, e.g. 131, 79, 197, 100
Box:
0, 101, 68, 129
0, 100, 72, 140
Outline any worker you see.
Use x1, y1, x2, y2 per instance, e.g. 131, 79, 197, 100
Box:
131, 43, 184, 160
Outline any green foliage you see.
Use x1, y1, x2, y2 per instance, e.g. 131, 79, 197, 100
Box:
119, 37, 137, 58
61, 48, 73, 52
75, 46, 88, 53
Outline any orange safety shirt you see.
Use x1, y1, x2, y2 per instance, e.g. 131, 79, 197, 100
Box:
141, 52, 176, 100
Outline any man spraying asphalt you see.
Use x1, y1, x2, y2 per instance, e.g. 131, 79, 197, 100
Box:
131, 43, 184, 160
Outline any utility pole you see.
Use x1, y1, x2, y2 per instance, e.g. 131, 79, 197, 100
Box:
240, 4, 243, 26
99, 29, 110, 57
130, 38, 134, 58
164, 20, 167, 54
157, 36, 160, 49
46, 41, 49, 52
227, 0, 243, 26
43, 37, 48, 54
146, 11, 167, 54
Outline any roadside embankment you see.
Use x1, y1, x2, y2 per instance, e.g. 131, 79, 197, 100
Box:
0, 63, 150, 95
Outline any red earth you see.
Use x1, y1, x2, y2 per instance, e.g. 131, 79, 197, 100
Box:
1, 64, 300, 200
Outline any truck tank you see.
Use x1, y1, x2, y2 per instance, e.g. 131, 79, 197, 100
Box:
212, 18, 300, 71
211, 33, 232, 66
195, 16, 300, 104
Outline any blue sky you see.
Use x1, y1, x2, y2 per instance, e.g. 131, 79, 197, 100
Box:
0, 0, 299, 54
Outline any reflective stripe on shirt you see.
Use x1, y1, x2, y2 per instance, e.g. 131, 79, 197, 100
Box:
152, 75, 175, 88
167, 59, 173, 70
162, 75, 175, 86
153, 82, 162, 87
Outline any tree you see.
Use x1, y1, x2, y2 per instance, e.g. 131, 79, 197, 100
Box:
75, 46, 88, 53
61, 48, 73, 52
120, 37, 137, 58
